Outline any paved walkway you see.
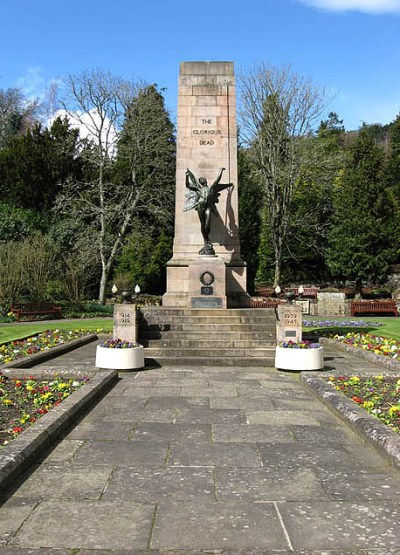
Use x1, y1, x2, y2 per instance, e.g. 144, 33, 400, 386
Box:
1, 342, 400, 554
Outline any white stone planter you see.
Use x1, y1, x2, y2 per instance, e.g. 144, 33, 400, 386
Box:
275, 346, 324, 371
95, 345, 144, 370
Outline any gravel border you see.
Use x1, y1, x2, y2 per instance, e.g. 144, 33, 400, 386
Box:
0, 368, 118, 495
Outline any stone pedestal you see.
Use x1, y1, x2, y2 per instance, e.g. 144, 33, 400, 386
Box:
276, 304, 302, 344
113, 304, 137, 343
188, 256, 227, 309
163, 61, 249, 308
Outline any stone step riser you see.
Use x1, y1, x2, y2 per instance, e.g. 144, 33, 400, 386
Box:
140, 324, 276, 333
141, 316, 276, 325
140, 308, 276, 317
145, 356, 275, 367
141, 331, 275, 341
144, 348, 275, 358
143, 339, 276, 348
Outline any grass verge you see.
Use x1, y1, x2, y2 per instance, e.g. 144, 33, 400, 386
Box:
0, 318, 113, 344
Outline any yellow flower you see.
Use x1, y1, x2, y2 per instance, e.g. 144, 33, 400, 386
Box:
388, 405, 400, 417
363, 401, 375, 410
2, 398, 13, 406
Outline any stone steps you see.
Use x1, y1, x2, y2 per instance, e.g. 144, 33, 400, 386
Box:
138, 307, 277, 366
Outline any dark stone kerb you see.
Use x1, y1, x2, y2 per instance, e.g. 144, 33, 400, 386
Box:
0, 369, 118, 495
301, 372, 400, 470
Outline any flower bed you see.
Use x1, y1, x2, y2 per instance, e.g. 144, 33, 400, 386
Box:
303, 320, 382, 328
279, 340, 321, 349
0, 329, 100, 365
326, 375, 400, 433
0, 372, 88, 446
332, 332, 400, 360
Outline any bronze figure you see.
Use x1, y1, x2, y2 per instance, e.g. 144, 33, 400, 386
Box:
184, 168, 233, 255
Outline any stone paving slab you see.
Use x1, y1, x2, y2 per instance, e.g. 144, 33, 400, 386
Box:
174, 407, 247, 424
209, 396, 275, 410
102, 466, 215, 502
212, 423, 294, 443
317, 468, 400, 501
8, 499, 155, 550
11, 464, 113, 500
74, 440, 169, 466
256, 442, 383, 472
215, 466, 329, 502
168, 442, 262, 467
130, 422, 212, 443
150, 500, 288, 550
247, 410, 323, 426
66, 420, 135, 440
144, 395, 209, 408
278, 500, 400, 550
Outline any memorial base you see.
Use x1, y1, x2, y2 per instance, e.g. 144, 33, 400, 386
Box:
188, 255, 227, 309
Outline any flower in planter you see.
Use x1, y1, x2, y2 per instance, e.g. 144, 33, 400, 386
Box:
279, 340, 321, 349
99, 338, 141, 349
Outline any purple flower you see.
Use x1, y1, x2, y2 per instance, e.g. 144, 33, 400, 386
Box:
100, 338, 141, 349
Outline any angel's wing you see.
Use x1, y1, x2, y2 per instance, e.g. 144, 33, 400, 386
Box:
183, 189, 199, 212
209, 181, 233, 206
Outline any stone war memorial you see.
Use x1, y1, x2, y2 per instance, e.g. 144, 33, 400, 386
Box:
163, 61, 249, 309
139, 62, 277, 366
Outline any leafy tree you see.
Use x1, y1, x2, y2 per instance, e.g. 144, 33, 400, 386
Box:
0, 117, 82, 212
238, 147, 262, 293
387, 113, 400, 196
115, 229, 172, 294
326, 130, 399, 294
280, 114, 345, 282
0, 204, 45, 241
239, 63, 327, 286
115, 84, 176, 234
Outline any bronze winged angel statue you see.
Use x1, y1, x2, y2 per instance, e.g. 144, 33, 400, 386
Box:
184, 167, 233, 255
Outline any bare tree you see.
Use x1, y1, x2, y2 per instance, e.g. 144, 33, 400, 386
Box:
238, 63, 328, 286
55, 70, 175, 303
0, 88, 40, 148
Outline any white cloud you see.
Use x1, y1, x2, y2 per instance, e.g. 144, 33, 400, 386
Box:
16, 66, 46, 100
50, 108, 118, 156
296, 0, 400, 13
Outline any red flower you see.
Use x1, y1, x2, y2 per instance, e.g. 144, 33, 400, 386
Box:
352, 396, 363, 404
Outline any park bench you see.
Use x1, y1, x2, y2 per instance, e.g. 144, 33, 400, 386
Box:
284, 287, 319, 300
350, 300, 398, 317
250, 298, 284, 308
10, 302, 62, 322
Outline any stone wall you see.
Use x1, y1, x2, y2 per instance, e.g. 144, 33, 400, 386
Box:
316, 292, 347, 316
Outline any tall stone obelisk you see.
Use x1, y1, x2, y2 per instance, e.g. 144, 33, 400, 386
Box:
163, 61, 248, 308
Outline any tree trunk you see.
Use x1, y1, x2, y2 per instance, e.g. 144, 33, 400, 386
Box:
274, 258, 281, 288
98, 267, 107, 305
354, 277, 363, 299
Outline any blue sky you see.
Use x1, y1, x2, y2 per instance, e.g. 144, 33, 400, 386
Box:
1, 0, 399, 130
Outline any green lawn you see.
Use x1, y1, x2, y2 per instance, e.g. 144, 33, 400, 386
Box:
0, 318, 113, 344
304, 316, 400, 341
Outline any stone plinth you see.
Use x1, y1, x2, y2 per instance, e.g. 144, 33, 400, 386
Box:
188, 256, 227, 309
163, 61, 249, 308
276, 304, 302, 344
113, 304, 137, 343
